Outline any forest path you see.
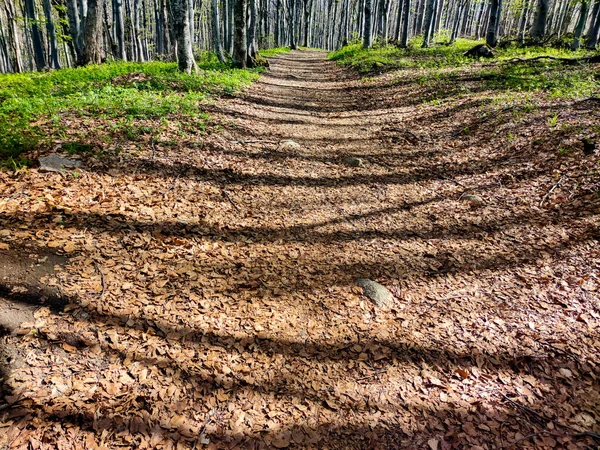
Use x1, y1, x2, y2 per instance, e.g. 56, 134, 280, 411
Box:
1, 50, 599, 449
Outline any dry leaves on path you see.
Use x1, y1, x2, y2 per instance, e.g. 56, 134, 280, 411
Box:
1, 51, 599, 449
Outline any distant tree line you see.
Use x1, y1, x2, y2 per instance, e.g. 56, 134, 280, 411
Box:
1, 0, 599, 73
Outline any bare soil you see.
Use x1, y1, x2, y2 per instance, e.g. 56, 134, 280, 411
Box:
0, 50, 599, 449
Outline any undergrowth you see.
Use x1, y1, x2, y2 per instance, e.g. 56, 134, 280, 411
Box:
329, 38, 599, 100
0, 54, 263, 159
260, 47, 292, 57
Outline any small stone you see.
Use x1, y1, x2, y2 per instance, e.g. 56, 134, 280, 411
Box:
356, 278, 394, 309
280, 140, 301, 150
461, 194, 484, 206
343, 156, 363, 167
582, 138, 596, 155
38, 153, 81, 173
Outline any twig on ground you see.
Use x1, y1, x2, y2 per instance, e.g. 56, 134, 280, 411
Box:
356, 369, 387, 381
232, 139, 279, 144
500, 393, 548, 426
539, 340, 582, 365
93, 262, 105, 297
440, 175, 468, 189
502, 430, 554, 449
222, 189, 241, 211
151, 136, 157, 161
539, 176, 564, 207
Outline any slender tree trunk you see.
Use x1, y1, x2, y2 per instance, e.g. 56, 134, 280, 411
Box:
274, 0, 281, 45
303, 0, 312, 46
3, 1, 23, 71
247, 0, 257, 61
421, 0, 435, 47
485, 0, 501, 47
450, 0, 463, 43
171, 0, 197, 72
586, 0, 600, 48
571, 0, 589, 49
363, 0, 372, 47
113, 0, 126, 58
400, 0, 410, 46
232, 0, 247, 67
211, 0, 225, 60
377, 0, 389, 41
530, 0, 549, 41
188, 0, 195, 47
42, 0, 61, 68
517, 0, 530, 43
24, 0, 47, 70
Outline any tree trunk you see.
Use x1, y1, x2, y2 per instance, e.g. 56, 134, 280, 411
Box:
571, 0, 589, 49
42, 0, 61, 68
530, 0, 549, 41
78, 0, 103, 65
517, 0, 530, 43
24, 0, 47, 70
171, 0, 197, 72
485, 0, 501, 47
4, 0, 23, 72
400, 0, 410, 46
421, 0, 435, 47
363, 0, 372, 47
188, 0, 195, 48
377, 0, 389, 41
303, 0, 312, 47
247, 0, 257, 62
450, 0, 463, 43
289, 0, 297, 49
232, 0, 247, 67
586, 0, 600, 48
211, 0, 225, 61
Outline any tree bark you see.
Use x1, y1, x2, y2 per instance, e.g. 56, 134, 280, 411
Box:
485, 0, 502, 47
377, 0, 389, 41
171, 0, 197, 72
232, 0, 247, 67
247, 0, 258, 61
571, 0, 589, 49
3, 0, 24, 72
78, 0, 103, 65
211, 0, 225, 61
586, 0, 600, 48
400, 0, 410, 47
24, 0, 47, 70
42, 0, 61, 68
421, 0, 435, 47
530, 0, 549, 41
363, 0, 373, 47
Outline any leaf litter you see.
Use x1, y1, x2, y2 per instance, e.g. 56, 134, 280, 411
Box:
0, 51, 599, 449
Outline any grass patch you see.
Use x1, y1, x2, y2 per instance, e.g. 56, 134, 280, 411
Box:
0, 53, 262, 159
260, 47, 292, 57
328, 38, 600, 100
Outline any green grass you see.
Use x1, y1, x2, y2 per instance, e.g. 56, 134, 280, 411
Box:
0, 53, 262, 159
260, 47, 292, 57
328, 38, 600, 100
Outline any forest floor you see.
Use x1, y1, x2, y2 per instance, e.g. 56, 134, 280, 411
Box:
1, 50, 600, 449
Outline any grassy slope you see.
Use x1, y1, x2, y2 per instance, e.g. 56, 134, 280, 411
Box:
0, 48, 290, 165
329, 38, 599, 101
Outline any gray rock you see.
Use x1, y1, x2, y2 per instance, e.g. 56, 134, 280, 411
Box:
343, 156, 363, 167
460, 194, 485, 206
356, 278, 394, 309
38, 153, 81, 173
280, 140, 301, 150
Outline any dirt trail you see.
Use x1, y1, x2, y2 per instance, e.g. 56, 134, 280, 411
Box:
0, 50, 599, 449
